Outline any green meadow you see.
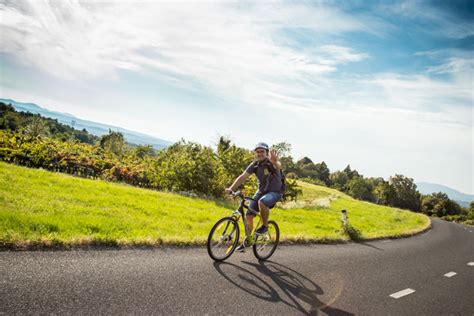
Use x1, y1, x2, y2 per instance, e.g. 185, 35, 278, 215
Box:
0, 162, 430, 248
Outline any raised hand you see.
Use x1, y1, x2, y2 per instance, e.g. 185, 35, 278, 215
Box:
269, 148, 278, 165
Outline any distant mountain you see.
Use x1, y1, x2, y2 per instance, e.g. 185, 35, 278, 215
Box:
1, 98, 172, 150
417, 182, 473, 208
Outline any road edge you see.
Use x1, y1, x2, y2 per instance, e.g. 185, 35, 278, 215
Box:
0, 218, 433, 251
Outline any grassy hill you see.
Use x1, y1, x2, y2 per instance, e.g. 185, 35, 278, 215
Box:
0, 162, 430, 249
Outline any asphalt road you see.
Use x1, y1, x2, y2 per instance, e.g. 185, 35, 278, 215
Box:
1, 219, 473, 315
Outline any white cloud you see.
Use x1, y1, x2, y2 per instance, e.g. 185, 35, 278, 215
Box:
369, 73, 472, 112
12, 1, 470, 124
381, 1, 474, 39
0, 1, 369, 82
317, 45, 370, 64
0, 0, 385, 116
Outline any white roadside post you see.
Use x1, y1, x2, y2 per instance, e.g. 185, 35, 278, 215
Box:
341, 209, 349, 229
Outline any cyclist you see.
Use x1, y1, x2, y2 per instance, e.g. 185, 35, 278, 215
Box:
225, 142, 283, 252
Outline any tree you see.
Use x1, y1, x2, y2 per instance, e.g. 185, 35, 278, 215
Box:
343, 165, 360, 180
215, 136, 253, 190
389, 174, 421, 212
21, 116, 50, 138
152, 140, 223, 197
421, 192, 463, 217
100, 130, 126, 156
330, 171, 349, 191
295, 157, 315, 179
279, 155, 296, 173
295, 157, 331, 185
347, 177, 374, 201
314, 161, 331, 186
134, 144, 154, 159
272, 142, 295, 173
0, 103, 101, 145
216, 135, 231, 156
373, 181, 396, 205
271, 142, 291, 157
0, 102, 15, 113
0, 103, 20, 131
297, 156, 313, 167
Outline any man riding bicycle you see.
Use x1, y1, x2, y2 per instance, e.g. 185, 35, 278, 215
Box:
226, 142, 284, 252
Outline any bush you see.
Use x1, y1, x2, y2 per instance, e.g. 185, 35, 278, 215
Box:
151, 140, 223, 197
347, 177, 374, 202
284, 178, 303, 202
421, 192, 463, 217
0, 129, 302, 201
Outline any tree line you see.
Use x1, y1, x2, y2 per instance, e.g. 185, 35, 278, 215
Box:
1, 102, 472, 223
276, 142, 473, 223
0, 102, 301, 200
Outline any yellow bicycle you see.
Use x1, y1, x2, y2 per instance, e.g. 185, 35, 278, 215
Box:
207, 191, 280, 262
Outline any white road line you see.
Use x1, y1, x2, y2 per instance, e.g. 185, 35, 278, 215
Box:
468, 262, 474, 266
444, 272, 457, 278
389, 288, 415, 299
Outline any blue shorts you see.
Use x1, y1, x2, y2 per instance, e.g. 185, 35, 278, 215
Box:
247, 192, 282, 216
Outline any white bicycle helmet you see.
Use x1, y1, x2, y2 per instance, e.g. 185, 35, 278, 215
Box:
254, 142, 269, 152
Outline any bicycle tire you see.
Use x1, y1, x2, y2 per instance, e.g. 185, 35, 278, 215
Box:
253, 220, 279, 261
207, 217, 240, 262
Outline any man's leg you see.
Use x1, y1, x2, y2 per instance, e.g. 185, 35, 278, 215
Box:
246, 215, 254, 235
258, 200, 270, 227
247, 192, 261, 233
258, 192, 282, 229
237, 210, 257, 252
237, 215, 255, 252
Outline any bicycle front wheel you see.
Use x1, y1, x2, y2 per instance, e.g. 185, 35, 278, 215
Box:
207, 217, 240, 262
253, 220, 279, 261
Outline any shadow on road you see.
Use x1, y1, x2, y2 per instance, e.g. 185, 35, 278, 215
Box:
356, 241, 384, 251
213, 260, 353, 315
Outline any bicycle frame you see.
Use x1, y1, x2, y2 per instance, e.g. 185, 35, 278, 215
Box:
230, 193, 263, 242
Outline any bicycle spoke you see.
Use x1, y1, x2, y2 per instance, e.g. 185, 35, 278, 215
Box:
253, 221, 279, 260
207, 218, 239, 261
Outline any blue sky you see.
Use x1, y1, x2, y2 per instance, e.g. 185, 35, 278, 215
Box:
0, 0, 473, 194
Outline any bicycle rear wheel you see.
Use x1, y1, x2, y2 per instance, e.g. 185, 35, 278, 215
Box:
207, 217, 240, 262
253, 220, 279, 261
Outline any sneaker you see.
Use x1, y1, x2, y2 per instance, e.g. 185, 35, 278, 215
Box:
255, 225, 268, 235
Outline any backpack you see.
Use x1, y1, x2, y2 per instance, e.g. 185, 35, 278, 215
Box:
280, 169, 287, 197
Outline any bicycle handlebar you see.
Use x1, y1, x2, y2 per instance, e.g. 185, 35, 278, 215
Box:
229, 190, 243, 198
231, 190, 254, 199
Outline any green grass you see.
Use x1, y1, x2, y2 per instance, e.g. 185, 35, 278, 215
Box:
0, 162, 430, 248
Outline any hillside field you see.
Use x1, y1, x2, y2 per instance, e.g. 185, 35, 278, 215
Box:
0, 162, 430, 248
